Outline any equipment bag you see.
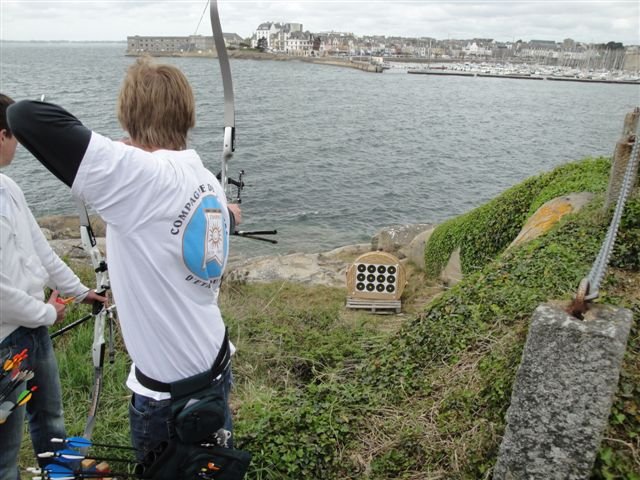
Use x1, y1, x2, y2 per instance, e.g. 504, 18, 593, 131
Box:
171, 380, 227, 444
135, 329, 251, 479
139, 440, 251, 480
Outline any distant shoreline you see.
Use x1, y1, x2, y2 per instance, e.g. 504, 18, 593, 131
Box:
123, 49, 640, 83
0, 40, 126, 44
4, 42, 637, 82
125, 48, 384, 72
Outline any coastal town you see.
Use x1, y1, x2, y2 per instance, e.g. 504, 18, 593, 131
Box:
126, 21, 640, 82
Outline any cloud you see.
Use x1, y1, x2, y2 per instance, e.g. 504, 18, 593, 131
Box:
0, 0, 638, 44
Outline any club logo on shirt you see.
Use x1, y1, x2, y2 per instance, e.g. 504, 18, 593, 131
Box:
202, 208, 224, 268
182, 195, 228, 283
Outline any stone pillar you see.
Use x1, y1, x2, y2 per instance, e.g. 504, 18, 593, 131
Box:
604, 108, 639, 211
493, 303, 632, 480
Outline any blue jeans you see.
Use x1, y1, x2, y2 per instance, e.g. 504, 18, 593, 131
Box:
0, 326, 67, 480
129, 366, 234, 463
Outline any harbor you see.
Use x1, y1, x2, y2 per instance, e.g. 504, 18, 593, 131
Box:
379, 61, 640, 84
406, 68, 640, 84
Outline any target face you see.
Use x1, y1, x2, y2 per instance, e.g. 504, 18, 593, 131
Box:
346, 251, 406, 301
354, 263, 398, 294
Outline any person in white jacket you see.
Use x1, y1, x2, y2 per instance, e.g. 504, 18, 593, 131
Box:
0, 93, 105, 480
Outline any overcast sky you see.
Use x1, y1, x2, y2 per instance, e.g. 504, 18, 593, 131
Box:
0, 1, 638, 45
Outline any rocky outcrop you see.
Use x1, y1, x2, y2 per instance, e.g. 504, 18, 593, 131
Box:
441, 247, 463, 286
38, 190, 594, 289
225, 225, 435, 287
36, 215, 106, 265
48, 237, 107, 263
371, 224, 433, 258
509, 193, 594, 248
405, 227, 436, 270
226, 244, 370, 287
431, 192, 595, 286
37, 214, 106, 239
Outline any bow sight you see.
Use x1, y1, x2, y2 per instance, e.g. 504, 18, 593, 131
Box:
217, 169, 278, 244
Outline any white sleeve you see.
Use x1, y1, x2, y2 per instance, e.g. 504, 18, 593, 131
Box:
72, 133, 169, 232
26, 207, 89, 299
0, 217, 57, 327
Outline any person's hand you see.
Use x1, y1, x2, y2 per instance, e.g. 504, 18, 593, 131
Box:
228, 203, 242, 226
81, 290, 109, 307
47, 290, 66, 324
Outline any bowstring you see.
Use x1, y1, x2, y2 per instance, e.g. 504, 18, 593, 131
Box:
186, 0, 211, 54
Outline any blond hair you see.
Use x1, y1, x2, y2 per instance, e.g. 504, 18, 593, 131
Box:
117, 56, 195, 150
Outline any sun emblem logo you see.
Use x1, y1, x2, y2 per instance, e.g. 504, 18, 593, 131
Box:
202, 208, 224, 269
208, 223, 223, 251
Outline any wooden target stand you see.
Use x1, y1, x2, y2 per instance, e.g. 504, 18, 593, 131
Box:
346, 251, 406, 314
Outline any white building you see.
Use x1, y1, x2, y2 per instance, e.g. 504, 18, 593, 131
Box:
285, 31, 313, 56
463, 42, 492, 57
252, 22, 303, 51
253, 22, 281, 49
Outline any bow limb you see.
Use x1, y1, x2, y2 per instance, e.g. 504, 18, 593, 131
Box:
210, 0, 236, 201
76, 200, 109, 446
209, 0, 277, 243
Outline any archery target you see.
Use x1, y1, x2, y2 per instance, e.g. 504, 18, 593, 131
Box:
355, 263, 398, 294
346, 252, 406, 301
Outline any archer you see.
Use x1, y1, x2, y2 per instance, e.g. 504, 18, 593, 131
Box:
7, 57, 249, 478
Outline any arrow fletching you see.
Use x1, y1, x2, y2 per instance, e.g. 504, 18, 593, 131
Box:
2, 348, 28, 372
16, 385, 37, 406
52, 435, 137, 451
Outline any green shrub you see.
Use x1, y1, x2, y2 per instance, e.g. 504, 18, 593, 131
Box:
24, 157, 637, 479
424, 157, 611, 278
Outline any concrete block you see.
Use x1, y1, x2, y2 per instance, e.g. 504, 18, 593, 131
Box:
493, 303, 632, 480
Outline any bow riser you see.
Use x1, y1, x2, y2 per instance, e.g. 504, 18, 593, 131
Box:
221, 125, 235, 201
76, 201, 112, 446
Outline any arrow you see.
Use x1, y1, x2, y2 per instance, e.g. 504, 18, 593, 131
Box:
55, 288, 92, 306
51, 436, 137, 452
0, 369, 31, 394
38, 448, 136, 465
0, 386, 38, 423
38, 449, 84, 461
33, 474, 74, 480
1, 348, 28, 378
16, 384, 36, 403
49, 313, 93, 340
31, 463, 138, 479
0, 370, 35, 402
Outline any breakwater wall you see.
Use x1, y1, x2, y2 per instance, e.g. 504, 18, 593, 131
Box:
408, 69, 640, 85
125, 49, 383, 72
296, 57, 383, 72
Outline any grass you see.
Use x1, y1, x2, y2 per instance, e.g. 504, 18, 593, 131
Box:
18, 156, 640, 479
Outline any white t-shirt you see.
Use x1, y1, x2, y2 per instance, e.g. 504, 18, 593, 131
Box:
0, 174, 88, 341
72, 133, 231, 399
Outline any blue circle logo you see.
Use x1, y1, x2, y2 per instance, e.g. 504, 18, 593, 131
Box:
183, 195, 228, 281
